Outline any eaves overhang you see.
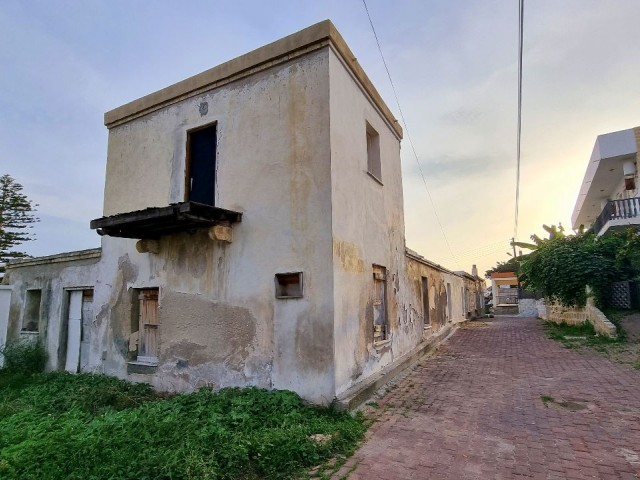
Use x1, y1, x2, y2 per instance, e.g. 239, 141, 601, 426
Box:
571, 127, 639, 230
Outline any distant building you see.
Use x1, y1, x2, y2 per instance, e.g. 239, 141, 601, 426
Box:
572, 127, 639, 236
0, 21, 483, 405
490, 271, 519, 315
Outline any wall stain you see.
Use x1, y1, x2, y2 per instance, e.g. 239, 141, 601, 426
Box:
333, 241, 365, 273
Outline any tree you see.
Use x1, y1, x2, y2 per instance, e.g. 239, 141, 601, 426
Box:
0, 174, 39, 263
485, 256, 522, 279
518, 225, 640, 308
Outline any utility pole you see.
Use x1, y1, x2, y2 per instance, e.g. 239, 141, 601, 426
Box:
511, 237, 517, 258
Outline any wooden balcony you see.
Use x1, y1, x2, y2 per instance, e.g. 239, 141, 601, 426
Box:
593, 198, 640, 236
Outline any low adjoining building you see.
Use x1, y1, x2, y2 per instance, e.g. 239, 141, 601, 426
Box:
1, 21, 484, 404
490, 271, 519, 315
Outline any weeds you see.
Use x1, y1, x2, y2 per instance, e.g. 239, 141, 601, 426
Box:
0, 372, 366, 479
543, 321, 621, 350
0, 340, 47, 374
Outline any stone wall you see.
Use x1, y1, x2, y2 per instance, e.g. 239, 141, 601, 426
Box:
543, 298, 617, 337
517, 298, 538, 317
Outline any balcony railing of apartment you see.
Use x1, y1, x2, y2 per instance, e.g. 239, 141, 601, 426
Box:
593, 198, 640, 235
496, 292, 518, 305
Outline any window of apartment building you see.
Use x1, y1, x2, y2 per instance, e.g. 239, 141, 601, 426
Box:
372, 265, 388, 342
421, 276, 430, 327
22, 289, 42, 332
446, 282, 452, 320
366, 122, 382, 182
186, 123, 217, 206
137, 288, 160, 364
275, 272, 303, 298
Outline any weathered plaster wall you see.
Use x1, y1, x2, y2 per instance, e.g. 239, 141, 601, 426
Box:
98, 48, 335, 403
328, 48, 412, 395
2, 250, 101, 371
405, 256, 468, 329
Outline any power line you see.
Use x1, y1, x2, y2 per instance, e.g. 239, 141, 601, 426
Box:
514, 0, 524, 239
361, 0, 458, 264
454, 239, 513, 256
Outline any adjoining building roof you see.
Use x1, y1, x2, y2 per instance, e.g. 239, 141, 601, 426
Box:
104, 20, 403, 139
572, 126, 640, 229
5, 248, 102, 269
490, 271, 517, 279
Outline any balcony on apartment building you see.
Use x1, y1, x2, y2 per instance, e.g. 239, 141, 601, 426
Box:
572, 126, 639, 236
592, 197, 640, 236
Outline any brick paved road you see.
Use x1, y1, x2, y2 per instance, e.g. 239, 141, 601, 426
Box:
334, 317, 640, 480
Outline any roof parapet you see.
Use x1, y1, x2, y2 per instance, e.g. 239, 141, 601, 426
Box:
104, 20, 402, 139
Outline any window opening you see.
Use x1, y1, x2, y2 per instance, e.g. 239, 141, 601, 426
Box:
137, 288, 160, 363
366, 122, 381, 181
421, 276, 429, 327
275, 273, 303, 298
186, 124, 217, 206
372, 265, 388, 342
22, 289, 42, 332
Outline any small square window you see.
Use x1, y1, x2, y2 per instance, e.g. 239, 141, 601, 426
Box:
366, 122, 382, 181
275, 272, 303, 298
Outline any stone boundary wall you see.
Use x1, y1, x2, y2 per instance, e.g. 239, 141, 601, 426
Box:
539, 298, 617, 337
517, 298, 538, 317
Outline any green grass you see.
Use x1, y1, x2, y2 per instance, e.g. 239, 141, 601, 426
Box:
0, 371, 367, 479
543, 320, 622, 349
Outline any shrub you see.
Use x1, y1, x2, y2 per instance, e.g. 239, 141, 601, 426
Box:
0, 339, 47, 374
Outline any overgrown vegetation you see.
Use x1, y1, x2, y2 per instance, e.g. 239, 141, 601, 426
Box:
518, 226, 640, 308
0, 339, 46, 374
543, 320, 620, 349
0, 372, 366, 479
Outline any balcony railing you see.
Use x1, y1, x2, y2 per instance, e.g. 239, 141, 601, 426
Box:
496, 292, 518, 305
593, 198, 640, 235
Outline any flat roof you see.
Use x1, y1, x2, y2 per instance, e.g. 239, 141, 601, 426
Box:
104, 20, 402, 139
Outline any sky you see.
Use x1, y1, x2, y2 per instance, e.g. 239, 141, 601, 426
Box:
2, 0, 640, 278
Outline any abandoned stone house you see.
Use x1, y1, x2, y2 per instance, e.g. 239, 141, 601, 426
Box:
0, 20, 484, 405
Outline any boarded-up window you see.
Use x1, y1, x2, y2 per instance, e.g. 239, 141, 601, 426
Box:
138, 289, 159, 363
421, 277, 429, 327
372, 265, 388, 342
22, 289, 42, 332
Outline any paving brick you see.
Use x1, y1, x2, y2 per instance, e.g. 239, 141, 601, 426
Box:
331, 317, 640, 479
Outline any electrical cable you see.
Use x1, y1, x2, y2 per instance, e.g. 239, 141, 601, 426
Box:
361, 0, 458, 264
514, 0, 524, 240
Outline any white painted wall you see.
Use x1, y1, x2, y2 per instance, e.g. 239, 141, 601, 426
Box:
0, 286, 12, 367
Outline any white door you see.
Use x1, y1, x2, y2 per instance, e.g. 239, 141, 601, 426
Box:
64, 290, 82, 373
80, 290, 93, 371
0, 286, 12, 368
